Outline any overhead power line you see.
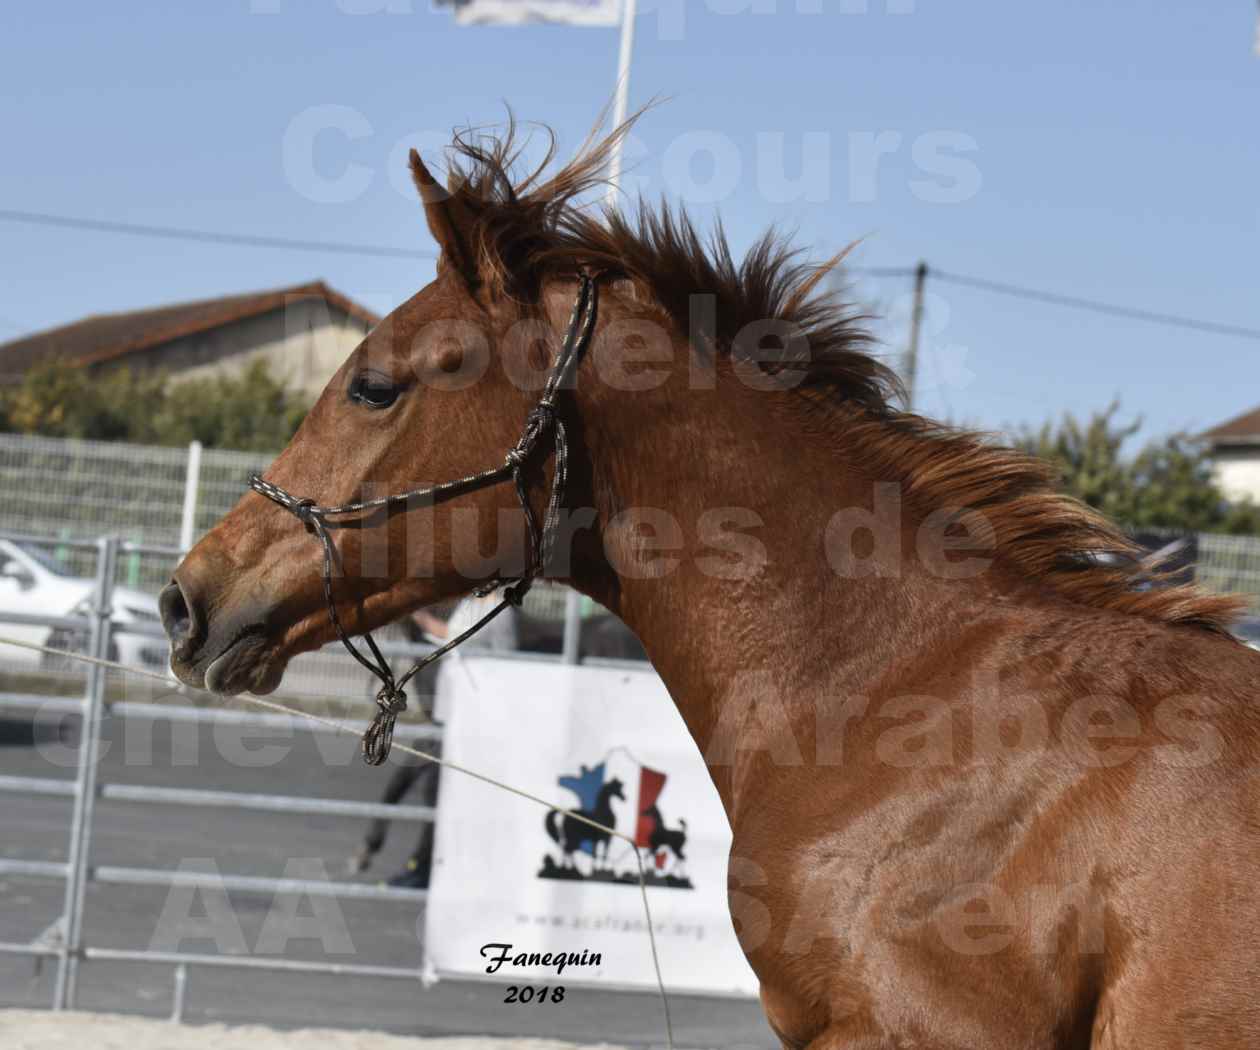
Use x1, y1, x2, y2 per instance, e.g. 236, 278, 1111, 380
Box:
0, 208, 437, 262
932, 267, 1260, 343
0, 206, 912, 276
0, 207, 1256, 344
847, 265, 917, 279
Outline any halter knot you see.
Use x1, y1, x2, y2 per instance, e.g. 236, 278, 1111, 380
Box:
293, 498, 318, 526
506, 403, 560, 469
362, 684, 408, 766
503, 579, 533, 606
528, 401, 558, 426
375, 683, 408, 716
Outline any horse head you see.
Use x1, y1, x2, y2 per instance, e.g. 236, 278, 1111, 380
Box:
160, 124, 658, 695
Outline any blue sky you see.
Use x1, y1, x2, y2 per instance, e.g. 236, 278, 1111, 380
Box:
1, 0, 1256, 441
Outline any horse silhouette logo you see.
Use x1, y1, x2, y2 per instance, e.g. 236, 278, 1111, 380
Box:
539, 750, 693, 889
544, 775, 625, 871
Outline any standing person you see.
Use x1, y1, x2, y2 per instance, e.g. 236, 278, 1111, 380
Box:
348, 595, 518, 888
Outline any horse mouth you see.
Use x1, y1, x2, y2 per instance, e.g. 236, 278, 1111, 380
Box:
195, 630, 284, 697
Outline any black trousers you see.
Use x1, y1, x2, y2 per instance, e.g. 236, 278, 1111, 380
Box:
362, 757, 440, 870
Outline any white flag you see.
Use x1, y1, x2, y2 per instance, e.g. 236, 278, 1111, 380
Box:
437, 0, 621, 26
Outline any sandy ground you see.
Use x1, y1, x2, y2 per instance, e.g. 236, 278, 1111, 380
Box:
0, 1011, 650, 1050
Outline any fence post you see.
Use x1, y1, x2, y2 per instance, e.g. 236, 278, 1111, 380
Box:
179, 441, 203, 552
170, 963, 189, 1023
561, 590, 582, 665
52, 535, 118, 1010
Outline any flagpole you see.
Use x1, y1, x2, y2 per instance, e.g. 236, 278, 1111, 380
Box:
605, 0, 638, 207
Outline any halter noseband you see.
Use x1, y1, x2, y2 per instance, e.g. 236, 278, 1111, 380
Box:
249, 274, 599, 765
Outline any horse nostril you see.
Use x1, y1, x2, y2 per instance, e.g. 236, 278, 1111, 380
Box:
159, 579, 201, 659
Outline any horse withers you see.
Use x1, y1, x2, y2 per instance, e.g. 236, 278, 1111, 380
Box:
162, 118, 1260, 1049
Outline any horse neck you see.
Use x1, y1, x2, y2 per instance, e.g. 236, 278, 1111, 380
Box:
567, 366, 1013, 812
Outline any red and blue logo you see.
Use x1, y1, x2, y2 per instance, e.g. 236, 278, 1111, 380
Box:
539, 747, 692, 889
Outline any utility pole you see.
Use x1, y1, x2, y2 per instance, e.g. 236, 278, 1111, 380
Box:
904, 261, 928, 410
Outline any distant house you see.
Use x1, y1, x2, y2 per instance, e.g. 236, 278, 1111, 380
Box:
0, 281, 379, 402
1202, 405, 1260, 504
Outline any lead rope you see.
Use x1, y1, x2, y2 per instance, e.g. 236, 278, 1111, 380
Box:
0, 633, 675, 1049
249, 275, 599, 766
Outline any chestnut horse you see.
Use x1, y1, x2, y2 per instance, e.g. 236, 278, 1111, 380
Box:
162, 121, 1260, 1049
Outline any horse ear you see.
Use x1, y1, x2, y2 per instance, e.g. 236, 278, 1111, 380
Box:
408, 148, 480, 285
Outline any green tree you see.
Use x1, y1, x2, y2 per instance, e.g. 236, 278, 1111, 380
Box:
1018, 403, 1260, 536
150, 360, 309, 452
4, 360, 166, 442
1, 358, 307, 452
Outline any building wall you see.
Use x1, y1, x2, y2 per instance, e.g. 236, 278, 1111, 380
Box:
102, 300, 373, 401
1213, 446, 1260, 504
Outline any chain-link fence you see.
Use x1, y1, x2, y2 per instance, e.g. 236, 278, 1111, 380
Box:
0, 432, 267, 591
1196, 534, 1260, 614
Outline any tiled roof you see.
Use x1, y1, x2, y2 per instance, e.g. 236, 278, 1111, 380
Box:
0, 281, 380, 374
1202, 406, 1260, 444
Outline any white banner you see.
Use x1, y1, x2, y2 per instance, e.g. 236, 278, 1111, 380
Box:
425, 656, 759, 998
440, 0, 621, 27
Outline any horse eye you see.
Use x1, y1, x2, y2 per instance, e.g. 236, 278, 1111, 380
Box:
348, 371, 401, 410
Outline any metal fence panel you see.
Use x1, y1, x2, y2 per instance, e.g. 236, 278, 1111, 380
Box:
0, 433, 190, 545
1196, 533, 1260, 614
0, 532, 442, 1012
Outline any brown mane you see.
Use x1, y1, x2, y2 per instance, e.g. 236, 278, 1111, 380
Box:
435, 118, 1244, 635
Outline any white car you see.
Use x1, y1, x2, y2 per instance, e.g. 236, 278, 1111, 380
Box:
0, 538, 166, 671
